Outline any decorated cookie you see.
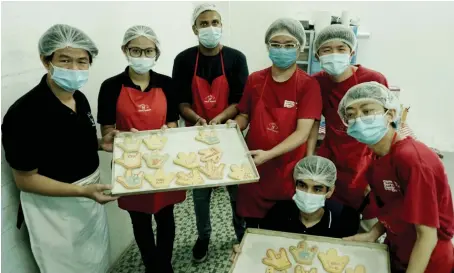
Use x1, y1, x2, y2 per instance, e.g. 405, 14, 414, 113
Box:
175, 169, 204, 186
262, 248, 292, 271
317, 249, 350, 273
116, 169, 144, 190
265, 266, 288, 273
289, 240, 318, 265
198, 147, 222, 163
195, 130, 220, 145
144, 169, 175, 189
345, 265, 366, 273
114, 152, 142, 169
142, 134, 167, 150
198, 161, 225, 180
228, 163, 255, 180
173, 152, 199, 169
294, 265, 317, 273
116, 136, 141, 152
143, 152, 169, 169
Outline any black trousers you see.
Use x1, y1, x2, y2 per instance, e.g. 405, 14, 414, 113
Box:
128, 205, 175, 273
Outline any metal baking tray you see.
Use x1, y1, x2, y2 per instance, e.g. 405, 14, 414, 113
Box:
110, 124, 260, 196
230, 228, 391, 273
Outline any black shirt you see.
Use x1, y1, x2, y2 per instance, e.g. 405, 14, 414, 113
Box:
1, 74, 99, 183
172, 46, 249, 105
261, 200, 360, 238
97, 67, 179, 125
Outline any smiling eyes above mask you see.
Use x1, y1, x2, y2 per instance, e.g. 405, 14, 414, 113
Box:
269, 47, 298, 69
50, 63, 89, 93
293, 189, 326, 214
128, 57, 156, 74
347, 114, 390, 145
319, 53, 351, 76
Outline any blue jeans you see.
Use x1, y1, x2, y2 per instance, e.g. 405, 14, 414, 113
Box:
192, 185, 245, 242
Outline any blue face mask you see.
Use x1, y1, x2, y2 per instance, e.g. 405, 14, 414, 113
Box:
50, 63, 89, 93
319, 53, 351, 76
269, 47, 298, 69
198, 27, 222, 49
347, 114, 389, 145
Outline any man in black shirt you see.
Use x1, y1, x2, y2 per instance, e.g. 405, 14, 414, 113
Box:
1, 24, 117, 273
172, 3, 248, 263
261, 156, 360, 238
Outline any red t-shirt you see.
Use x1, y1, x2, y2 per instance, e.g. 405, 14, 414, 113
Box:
237, 67, 322, 121
313, 65, 389, 214
367, 137, 454, 270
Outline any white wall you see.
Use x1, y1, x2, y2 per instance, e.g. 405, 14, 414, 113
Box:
2, 1, 454, 272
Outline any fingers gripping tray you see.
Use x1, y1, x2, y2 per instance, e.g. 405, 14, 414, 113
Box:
111, 124, 260, 196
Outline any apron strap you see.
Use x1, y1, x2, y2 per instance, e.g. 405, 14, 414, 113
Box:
220, 51, 225, 75
194, 51, 200, 78
357, 192, 370, 214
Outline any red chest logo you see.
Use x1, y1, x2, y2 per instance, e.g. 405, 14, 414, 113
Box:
138, 104, 151, 112
383, 180, 400, 193
266, 122, 279, 133
204, 95, 217, 104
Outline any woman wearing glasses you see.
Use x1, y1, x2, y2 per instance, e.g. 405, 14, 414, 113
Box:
97, 25, 184, 273
230, 18, 322, 229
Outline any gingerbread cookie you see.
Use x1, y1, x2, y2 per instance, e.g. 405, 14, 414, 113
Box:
143, 152, 169, 169
173, 152, 199, 169
228, 163, 255, 180
195, 130, 220, 145
294, 265, 317, 273
114, 152, 142, 169
198, 161, 225, 180
317, 249, 350, 273
175, 169, 204, 186
198, 147, 222, 163
142, 134, 167, 150
345, 265, 366, 273
116, 169, 144, 190
144, 168, 175, 189
262, 248, 292, 271
289, 240, 318, 265
116, 136, 141, 152
265, 266, 287, 273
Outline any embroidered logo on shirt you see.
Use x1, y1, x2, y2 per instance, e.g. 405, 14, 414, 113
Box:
204, 95, 217, 104
87, 112, 96, 127
283, 100, 296, 109
383, 180, 399, 192
138, 104, 151, 112
267, 122, 279, 133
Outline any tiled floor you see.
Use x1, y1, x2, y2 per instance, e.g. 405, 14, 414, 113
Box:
111, 152, 454, 273
110, 187, 238, 273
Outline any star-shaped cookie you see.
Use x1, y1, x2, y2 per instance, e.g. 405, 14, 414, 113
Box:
195, 130, 220, 145
173, 152, 199, 169
116, 136, 141, 152
198, 161, 225, 180
175, 169, 204, 186
144, 169, 176, 189
142, 134, 167, 150
116, 169, 144, 190
198, 147, 222, 163
143, 152, 169, 169
114, 152, 142, 169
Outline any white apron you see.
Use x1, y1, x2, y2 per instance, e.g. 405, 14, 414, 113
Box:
20, 169, 110, 273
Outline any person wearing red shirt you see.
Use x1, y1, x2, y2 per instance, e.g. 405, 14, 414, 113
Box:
311, 25, 389, 229
340, 82, 454, 273
231, 18, 322, 230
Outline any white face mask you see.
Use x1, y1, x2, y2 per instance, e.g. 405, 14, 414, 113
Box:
319, 53, 351, 76
292, 189, 326, 214
198, 26, 222, 49
128, 57, 156, 74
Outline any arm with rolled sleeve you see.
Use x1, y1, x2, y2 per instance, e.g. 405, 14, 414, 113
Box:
400, 164, 439, 273
173, 55, 200, 124
97, 80, 118, 137
267, 77, 322, 160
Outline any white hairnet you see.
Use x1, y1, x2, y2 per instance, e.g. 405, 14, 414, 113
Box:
338, 81, 402, 125
314, 24, 357, 53
265, 18, 306, 46
38, 24, 98, 58
122, 25, 161, 53
293, 155, 337, 188
192, 3, 221, 24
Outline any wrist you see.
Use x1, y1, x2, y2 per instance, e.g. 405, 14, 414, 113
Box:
78, 185, 89, 198
267, 149, 277, 160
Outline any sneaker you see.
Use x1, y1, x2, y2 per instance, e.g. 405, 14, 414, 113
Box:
192, 237, 209, 263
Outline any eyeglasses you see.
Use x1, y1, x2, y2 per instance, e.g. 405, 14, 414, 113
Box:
268, 43, 299, 49
346, 111, 387, 125
127, 47, 157, 58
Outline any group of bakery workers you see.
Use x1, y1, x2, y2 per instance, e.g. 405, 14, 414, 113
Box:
2, 3, 453, 273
